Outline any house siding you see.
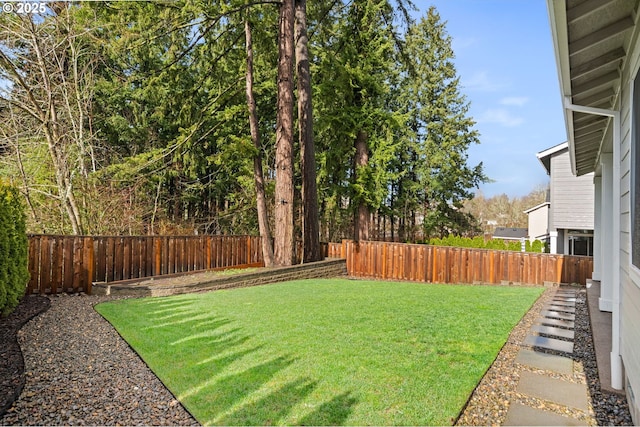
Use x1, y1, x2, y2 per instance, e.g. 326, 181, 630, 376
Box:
622, 279, 640, 400
620, 40, 640, 422
549, 151, 594, 230
527, 204, 549, 241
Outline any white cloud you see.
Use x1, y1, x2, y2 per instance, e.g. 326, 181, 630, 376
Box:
462, 71, 505, 92
478, 108, 524, 127
500, 96, 529, 107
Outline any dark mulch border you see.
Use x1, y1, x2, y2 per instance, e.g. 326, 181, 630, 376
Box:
0, 295, 50, 417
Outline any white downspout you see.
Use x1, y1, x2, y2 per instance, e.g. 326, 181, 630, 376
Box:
563, 97, 623, 390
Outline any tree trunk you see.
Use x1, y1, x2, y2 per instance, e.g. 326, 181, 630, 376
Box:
245, 17, 275, 267
295, 0, 321, 263
274, 0, 295, 266
354, 129, 369, 242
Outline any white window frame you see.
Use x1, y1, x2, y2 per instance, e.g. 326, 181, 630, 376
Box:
630, 67, 640, 283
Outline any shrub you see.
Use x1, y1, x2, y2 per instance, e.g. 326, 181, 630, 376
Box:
0, 183, 29, 316
428, 235, 544, 253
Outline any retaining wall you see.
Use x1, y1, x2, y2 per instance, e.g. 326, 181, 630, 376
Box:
93, 258, 347, 297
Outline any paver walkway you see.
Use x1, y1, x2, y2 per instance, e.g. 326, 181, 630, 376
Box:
503, 286, 594, 426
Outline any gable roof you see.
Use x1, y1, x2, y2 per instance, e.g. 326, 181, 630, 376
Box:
524, 202, 551, 214
547, 0, 638, 176
536, 142, 569, 175
493, 227, 528, 240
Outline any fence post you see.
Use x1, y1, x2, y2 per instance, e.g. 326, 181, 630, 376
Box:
154, 237, 162, 276
247, 236, 251, 265
84, 237, 94, 294
27, 236, 40, 295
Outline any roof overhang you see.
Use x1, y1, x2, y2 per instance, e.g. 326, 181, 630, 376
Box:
546, 0, 639, 176
536, 142, 568, 174
524, 202, 551, 215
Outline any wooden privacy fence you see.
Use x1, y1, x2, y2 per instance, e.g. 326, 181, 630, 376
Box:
27, 235, 263, 295
326, 240, 593, 286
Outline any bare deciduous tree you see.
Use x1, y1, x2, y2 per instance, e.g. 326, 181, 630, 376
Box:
0, 8, 99, 234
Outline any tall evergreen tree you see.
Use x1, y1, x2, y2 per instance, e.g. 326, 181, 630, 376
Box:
274, 0, 295, 265
296, 0, 321, 261
396, 7, 487, 238
313, 0, 404, 242
0, 1, 488, 243
245, 15, 275, 267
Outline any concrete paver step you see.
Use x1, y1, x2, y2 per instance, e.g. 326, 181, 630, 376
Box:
504, 402, 586, 426
515, 349, 574, 375
535, 317, 575, 329
550, 300, 576, 307
554, 293, 577, 299
516, 371, 590, 411
531, 324, 575, 340
546, 305, 576, 314
524, 335, 574, 354
551, 296, 578, 302
555, 289, 577, 295
540, 310, 575, 321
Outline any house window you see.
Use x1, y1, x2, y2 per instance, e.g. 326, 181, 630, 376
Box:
568, 230, 593, 256
633, 72, 640, 269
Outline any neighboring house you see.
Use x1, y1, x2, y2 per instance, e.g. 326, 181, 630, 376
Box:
492, 227, 528, 242
548, 0, 640, 421
534, 142, 595, 255
524, 201, 550, 244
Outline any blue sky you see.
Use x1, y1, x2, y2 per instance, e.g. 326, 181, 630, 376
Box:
416, 0, 566, 197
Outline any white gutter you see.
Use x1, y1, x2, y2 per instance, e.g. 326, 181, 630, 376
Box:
563, 97, 623, 390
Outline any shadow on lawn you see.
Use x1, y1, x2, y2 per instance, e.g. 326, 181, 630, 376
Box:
208, 371, 358, 426
298, 391, 359, 426
120, 297, 359, 426
213, 377, 316, 425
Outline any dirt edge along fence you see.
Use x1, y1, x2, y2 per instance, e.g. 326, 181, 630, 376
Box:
326, 240, 593, 286
27, 235, 263, 295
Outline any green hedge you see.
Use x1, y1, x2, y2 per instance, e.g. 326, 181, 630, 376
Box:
0, 183, 29, 316
428, 235, 545, 253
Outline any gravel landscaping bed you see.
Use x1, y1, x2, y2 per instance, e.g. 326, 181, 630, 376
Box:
0, 286, 634, 426
456, 286, 633, 426
0, 294, 197, 426
0, 295, 50, 416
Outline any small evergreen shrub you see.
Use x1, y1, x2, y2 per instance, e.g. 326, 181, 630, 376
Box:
0, 183, 29, 316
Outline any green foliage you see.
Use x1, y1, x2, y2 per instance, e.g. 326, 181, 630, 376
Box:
1, 1, 489, 239
392, 7, 488, 239
428, 235, 545, 253
0, 183, 29, 316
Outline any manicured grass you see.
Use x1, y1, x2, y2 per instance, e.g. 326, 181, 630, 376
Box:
96, 279, 542, 426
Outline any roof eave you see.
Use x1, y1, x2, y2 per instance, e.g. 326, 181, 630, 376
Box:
536, 142, 569, 174
547, 0, 579, 175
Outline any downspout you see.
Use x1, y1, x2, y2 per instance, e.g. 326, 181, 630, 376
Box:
563, 97, 623, 390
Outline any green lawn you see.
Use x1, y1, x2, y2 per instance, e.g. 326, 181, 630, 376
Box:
96, 279, 542, 426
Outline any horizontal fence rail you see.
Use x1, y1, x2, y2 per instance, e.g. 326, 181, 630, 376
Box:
27, 235, 263, 295
327, 240, 593, 286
